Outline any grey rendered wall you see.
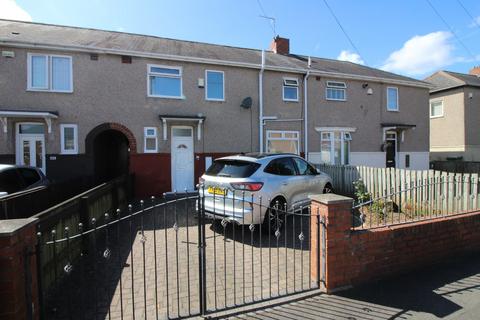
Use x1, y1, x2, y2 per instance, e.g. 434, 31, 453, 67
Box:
0, 47, 260, 155
307, 77, 429, 153
429, 88, 465, 154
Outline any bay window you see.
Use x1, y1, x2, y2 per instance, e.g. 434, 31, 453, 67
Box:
320, 131, 352, 165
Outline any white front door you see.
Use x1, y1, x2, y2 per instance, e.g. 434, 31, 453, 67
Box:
171, 126, 194, 191
16, 123, 46, 173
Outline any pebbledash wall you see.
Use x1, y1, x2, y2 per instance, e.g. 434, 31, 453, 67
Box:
0, 21, 431, 197
310, 194, 480, 292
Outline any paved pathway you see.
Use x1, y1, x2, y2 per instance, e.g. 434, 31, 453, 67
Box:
224, 253, 480, 320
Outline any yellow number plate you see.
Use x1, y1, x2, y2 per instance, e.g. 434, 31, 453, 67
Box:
208, 186, 227, 196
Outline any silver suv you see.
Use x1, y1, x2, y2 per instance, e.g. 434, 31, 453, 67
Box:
199, 153, 333, 231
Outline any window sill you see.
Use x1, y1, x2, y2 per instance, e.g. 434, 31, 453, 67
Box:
148, 95, 185, 100
27, 89, 74, 94
144, 150, 158, 154
283, 99, 299, 103
206, 98, 225, 102
387, 109, 400, 112
60, 151, 78, 155
430, 115, 444, 119
326, 98, 347, 102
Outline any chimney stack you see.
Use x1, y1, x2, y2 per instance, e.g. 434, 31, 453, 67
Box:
270, 36, 290, 55
469, 66, 480, 76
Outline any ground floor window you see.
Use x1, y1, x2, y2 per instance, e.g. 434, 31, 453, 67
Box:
266, 130, 299, 154
320, 131, 351, 165
144, 127, 158, 153
60, 124, 78, 154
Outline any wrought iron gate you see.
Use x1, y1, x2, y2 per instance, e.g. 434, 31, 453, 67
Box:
37, 190, 325, 319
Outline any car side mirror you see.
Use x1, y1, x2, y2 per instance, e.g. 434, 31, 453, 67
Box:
316, 168, 321, 175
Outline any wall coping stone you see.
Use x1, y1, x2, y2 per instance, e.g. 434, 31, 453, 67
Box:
309, 193, 353, 205
0, 218, 38, 237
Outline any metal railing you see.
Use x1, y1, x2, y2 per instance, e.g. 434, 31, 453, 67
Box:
352, 176, 480, 230
36, 188, 325, 320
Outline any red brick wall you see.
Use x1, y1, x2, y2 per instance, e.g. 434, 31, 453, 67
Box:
0, 219, 39, 320
311, 195, 480, 292
130, 153, 171, 197
130, 152, 236, 198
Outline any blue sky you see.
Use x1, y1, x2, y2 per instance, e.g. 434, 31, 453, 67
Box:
3, 0, 480, 79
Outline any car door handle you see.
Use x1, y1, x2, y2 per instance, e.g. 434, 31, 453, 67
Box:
282, 182, 289, 186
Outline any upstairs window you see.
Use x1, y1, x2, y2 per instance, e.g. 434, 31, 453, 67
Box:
430, 100, 444, 118
148, 65, 182, 98
206, 70, 224, 101
28, 53, 72, 92
387, 87, 399, 111
283, 78, 299, 101
326, 81, 346, 101
144, 127, 158, 153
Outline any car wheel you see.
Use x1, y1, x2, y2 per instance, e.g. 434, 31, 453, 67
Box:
262, 198, 287, 234
323, 183, 334, 194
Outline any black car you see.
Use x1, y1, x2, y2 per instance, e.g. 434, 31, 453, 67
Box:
0, 164, 50, 197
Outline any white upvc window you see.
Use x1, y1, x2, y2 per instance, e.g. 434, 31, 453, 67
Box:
430, 100, 444, 118
27, 53, 73, 92
144, 127, 158, 153
326, 81, 347, 101
205, 70, 225, 101
387, 87, 399, 111
266, 130, 299, 154
147, 65, 183, 98
283, 77, 299, 101
320, 131, 351, 165
60, 124, 78, 154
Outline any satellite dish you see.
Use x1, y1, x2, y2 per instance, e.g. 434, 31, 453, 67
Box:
240, 97, 252, 109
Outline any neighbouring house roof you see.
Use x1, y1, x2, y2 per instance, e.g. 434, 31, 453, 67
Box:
425, 70, 480, 93
0, 19, 429, 88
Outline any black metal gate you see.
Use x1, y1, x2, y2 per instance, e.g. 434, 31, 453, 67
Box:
36, 190, 325, 319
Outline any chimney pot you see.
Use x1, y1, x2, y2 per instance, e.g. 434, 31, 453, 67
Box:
270, 36, 290, 55
469, 66, 480, 76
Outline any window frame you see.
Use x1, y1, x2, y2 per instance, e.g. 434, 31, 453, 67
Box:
266, 130, 300, 154
320, 130, 351, 165
147, 64, 183, 99
27, 53, 73, 93
282, 77, 299, 102
430, 99, 444, 118
60, 124, 78, 155
387, 86, 399, 111
205, 69, 225, 101
144, 127, 158, 153
325, 81, 347, 101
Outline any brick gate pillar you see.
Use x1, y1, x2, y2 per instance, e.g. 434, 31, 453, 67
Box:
310, 194, 353, 293
0, 218, 39, 320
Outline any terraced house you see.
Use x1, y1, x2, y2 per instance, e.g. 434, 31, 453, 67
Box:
0, 20, 430, 196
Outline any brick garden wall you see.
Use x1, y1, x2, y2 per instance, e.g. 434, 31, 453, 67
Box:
0, 218, 39, 320
311, 194, 480, 292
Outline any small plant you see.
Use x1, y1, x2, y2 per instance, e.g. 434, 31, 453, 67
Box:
353, 179, 370, 203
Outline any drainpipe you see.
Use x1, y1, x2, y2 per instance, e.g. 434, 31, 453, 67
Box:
259, 50, 265, 153
304, 56, 311, 160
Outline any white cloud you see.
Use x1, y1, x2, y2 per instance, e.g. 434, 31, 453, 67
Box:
337, 50, 365, 65
0, 0, 32, 21
116, 26, 125, 32
381, 31, 455, 76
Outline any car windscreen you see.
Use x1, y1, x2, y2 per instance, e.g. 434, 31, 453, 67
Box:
205, 160, 261, 178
